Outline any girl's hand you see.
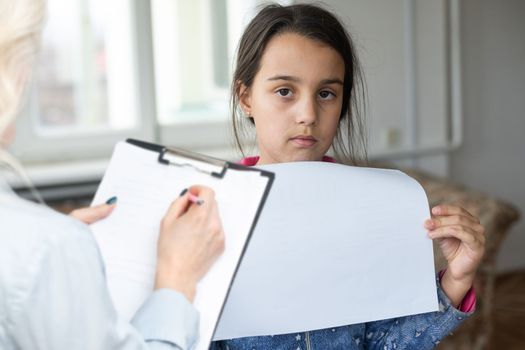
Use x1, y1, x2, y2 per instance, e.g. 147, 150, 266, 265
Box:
424, 205, 485, 307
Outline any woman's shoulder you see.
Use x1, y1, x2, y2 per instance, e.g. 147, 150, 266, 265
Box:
0, 194, 104, 326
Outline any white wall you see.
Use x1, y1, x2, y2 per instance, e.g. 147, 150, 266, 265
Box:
328, 0, 525, 271
450, 0, 525, 271
323, 0, 450, 166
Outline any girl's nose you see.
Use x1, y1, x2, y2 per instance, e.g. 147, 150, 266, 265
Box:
295, 97, 318, 126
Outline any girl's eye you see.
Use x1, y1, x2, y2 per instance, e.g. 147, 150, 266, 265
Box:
276, 88, 292, 97
319, 90, 335, 100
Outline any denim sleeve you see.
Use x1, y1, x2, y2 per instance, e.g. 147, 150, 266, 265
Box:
364, 275, 474, 350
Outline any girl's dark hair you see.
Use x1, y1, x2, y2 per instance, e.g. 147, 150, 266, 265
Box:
231, 3, 367, 164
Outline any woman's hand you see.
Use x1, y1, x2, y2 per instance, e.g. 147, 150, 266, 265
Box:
154, 185, 225, 302
424, 205, 485, 307
69, 199, 116, 224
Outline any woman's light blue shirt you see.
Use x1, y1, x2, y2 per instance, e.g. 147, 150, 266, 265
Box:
0, 180, 199, 350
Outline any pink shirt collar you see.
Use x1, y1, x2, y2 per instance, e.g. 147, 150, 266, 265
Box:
240, 155, 336, 166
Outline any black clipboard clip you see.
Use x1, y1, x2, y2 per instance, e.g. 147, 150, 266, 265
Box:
127, 138, 228, 178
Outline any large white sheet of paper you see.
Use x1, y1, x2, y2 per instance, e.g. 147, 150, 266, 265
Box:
90, 141, 272, 350
214, 161, 438, 340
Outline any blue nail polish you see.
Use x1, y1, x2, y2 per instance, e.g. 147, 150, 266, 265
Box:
179, 188, 188, 196
106, 196, 117, 205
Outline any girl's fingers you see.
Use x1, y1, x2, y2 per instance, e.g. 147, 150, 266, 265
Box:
427, 225, 484, 248
431, 205, 479, 223
425, 215, 483, 232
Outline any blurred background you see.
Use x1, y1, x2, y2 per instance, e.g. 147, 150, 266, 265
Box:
6, 1, 524, 348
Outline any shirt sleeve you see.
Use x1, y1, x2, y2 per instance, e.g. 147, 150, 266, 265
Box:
3, 219, 199, 350
363, 273, 475, 350
132, 289, 199, 350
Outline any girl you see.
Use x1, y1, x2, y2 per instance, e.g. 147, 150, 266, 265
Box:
211, 3, 485, 350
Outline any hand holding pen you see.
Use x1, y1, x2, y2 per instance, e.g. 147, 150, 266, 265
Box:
154, 185, 225, 302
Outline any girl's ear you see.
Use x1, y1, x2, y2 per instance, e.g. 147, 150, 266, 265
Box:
238, 83, 252, 117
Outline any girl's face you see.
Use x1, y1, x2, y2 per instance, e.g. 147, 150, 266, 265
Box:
240, 32, 345, 164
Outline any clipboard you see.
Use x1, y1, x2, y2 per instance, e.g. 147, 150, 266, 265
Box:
90, 139, 274, 350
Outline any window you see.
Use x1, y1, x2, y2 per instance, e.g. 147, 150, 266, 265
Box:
11, 0, 156, 163
11, 0, 267, 164
36, 0, 138, 134
151, 0, 259, 150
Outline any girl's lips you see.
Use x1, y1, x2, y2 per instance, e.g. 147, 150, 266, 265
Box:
290, 136, 317, 147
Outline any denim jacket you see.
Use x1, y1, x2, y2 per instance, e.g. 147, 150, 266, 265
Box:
210, 275, 473, 350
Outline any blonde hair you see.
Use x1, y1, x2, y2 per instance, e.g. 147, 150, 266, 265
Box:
0, 0, 45, 200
